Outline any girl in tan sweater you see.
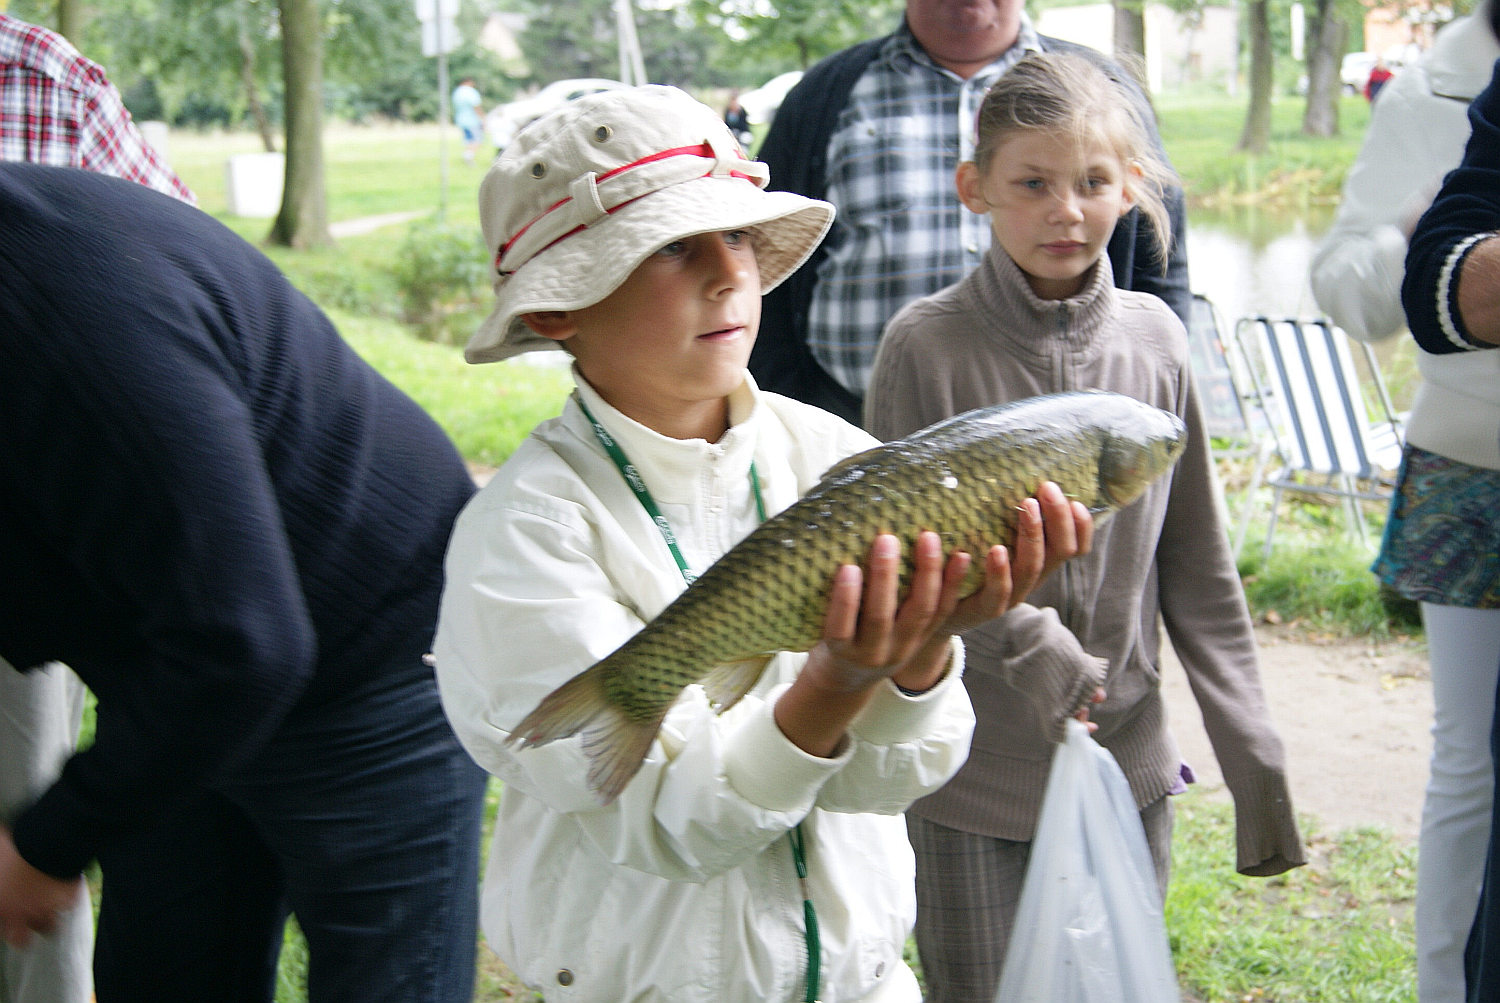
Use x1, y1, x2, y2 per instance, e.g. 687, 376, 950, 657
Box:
865, 51, 1306, 1001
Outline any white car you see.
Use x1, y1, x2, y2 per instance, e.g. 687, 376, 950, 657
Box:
486, 78, 630, 150
738, 71, 803, 126
1340, 52, 1377, 94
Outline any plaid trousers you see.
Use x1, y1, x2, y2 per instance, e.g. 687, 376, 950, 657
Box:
907, 796, 1174, 1002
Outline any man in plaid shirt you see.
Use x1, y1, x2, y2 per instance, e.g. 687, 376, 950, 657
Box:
1, 14, 194, 1003
0, 12, 194, 203
751, 0, 1192, 426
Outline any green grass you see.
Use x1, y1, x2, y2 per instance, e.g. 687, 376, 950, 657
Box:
140, 109, 1427, 1001
1167, 800, 1417, 1002
169, 122, 487, 228
330, 309, 571, 468
1157, 91, 1375, 208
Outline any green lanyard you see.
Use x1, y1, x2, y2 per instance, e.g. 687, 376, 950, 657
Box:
578, 396, 821, 1001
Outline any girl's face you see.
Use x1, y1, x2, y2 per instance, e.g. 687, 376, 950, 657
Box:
957, 128, 1134, 300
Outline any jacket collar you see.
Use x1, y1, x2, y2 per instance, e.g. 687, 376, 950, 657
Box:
569, 369, 761, 507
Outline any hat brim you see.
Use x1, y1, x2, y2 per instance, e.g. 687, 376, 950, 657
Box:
464, 175, 833, 365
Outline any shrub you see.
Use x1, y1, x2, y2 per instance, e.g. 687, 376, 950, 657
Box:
391, 216, 489, 344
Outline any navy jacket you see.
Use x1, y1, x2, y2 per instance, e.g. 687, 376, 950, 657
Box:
0, 164, 476, 877
1404, 56, 1500, 354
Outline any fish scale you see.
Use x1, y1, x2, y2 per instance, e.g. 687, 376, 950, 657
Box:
510, 390, 1187, 802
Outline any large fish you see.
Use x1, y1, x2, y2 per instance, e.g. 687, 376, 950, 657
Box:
510, 390, 1187, 802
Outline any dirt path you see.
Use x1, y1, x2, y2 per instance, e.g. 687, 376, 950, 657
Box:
1162, 625, 1433, 842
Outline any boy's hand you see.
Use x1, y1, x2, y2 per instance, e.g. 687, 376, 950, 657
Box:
0, 826, 84, 949
773, 488, 1092, 757
812, 483, 1093, 693
810, 530, 974, 694
928, 480, 1093, 641
776, 531, 972, 756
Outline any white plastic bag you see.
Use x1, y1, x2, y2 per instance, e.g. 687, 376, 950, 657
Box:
994, 719, 1180, 1003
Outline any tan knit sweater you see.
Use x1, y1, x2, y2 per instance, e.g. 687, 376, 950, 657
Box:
866, 246, 1306, 877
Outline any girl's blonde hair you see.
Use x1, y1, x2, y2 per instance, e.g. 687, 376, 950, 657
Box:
972, 51, 1175, 269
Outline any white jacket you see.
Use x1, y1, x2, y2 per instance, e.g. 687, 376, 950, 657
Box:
1309, 2, 1500, 468
434, 373, 976, 1002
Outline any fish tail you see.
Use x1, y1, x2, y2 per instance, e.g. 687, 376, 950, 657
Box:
507, 664, 667, 805
507, 666, 613, 749
580, 707, 666, 805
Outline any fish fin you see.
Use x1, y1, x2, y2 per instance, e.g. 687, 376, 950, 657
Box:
819, 445, 884, 482
508, 666, 666, 805
507, 666, 612, 749
702, 654, 774, 713
579, 707, 666, 805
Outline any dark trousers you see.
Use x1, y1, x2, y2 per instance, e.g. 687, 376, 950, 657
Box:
1467, 664, 1500, 1002
92, 656, 487, 1003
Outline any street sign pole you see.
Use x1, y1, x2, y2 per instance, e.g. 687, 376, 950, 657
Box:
615, 0, 646, 86
416, 0, 461, 218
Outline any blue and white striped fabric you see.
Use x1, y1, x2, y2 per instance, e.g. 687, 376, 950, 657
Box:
1250, 317, 1403, 480
1231, 315, 1406, 559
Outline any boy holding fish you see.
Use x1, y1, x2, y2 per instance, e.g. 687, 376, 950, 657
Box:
865, 52, 1307, 999
432, 85, 1101, 1001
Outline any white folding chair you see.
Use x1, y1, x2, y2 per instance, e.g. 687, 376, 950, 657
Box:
1184, 294, 1257, 453
1230, 316, 1405, 562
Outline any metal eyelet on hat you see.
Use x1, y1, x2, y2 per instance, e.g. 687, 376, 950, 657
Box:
529, 161, 547, 179
592, 125, 612, 143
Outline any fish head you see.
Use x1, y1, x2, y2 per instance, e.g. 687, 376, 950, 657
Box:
1091, 397, 1187, 514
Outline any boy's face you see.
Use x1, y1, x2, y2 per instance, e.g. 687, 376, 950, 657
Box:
957, 129, 1132, 301
526, 230, 762, 439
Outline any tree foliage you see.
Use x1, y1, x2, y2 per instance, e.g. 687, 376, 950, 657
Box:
684, 0, 903, 77
504, 0, 722, 89
7, 0, 451, 128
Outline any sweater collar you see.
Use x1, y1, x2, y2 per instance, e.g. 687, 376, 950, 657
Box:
964, 242, 1117, 361
568, 368, 761, 506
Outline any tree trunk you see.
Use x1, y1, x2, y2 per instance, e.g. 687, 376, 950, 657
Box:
239, 3, 277, 153
1113, 0, 1147, 87
269, 0, 331, 248
56, 0, 84, 42
1237, 0, 1273, 153
1300, 0, 1347, 137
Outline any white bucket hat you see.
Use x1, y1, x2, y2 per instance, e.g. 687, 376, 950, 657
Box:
464, 84, 834, 364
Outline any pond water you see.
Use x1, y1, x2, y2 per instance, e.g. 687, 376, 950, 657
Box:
1185, 204, 1337, 325
1178, 202, 1427, 463
1182, 202, 1416, 393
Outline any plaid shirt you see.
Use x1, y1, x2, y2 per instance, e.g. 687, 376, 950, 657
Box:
806, 21, 1040, 397
0, 14, 195, 204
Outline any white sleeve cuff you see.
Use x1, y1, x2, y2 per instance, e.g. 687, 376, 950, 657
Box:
849, 637, 967, 746
722, 684, 850, 813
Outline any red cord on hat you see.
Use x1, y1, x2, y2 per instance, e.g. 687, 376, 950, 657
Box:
495, 142, 762, 276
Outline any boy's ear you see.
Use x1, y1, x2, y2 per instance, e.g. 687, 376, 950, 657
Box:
519, 311, 578, 342
956, 161, 990, 215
